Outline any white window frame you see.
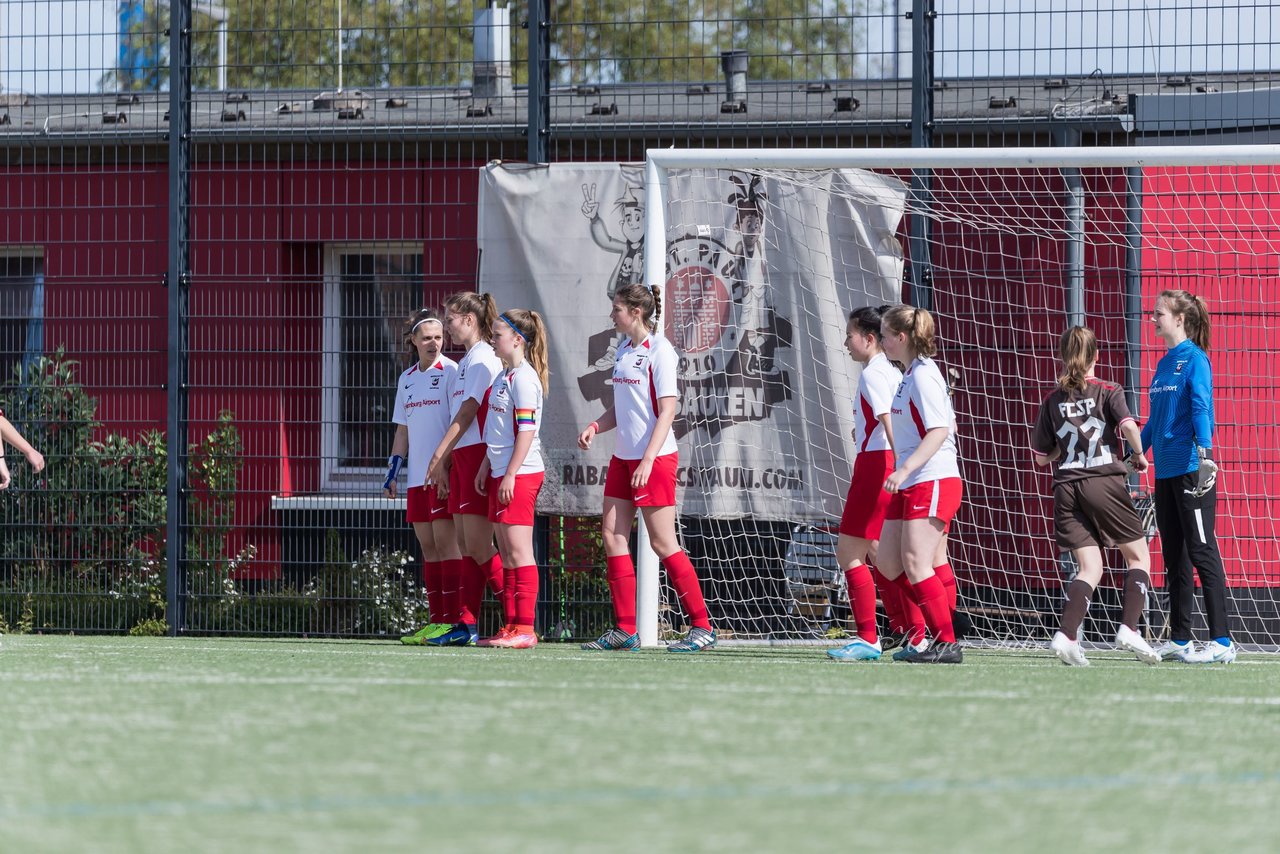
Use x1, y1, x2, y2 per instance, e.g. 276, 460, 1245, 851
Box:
320, 243, 423, 492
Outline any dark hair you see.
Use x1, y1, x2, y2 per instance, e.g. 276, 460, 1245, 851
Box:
444, 291, 499, 344
1159, 289, 1211, 351
614, 283, 662, 332
1057, 325, 1097, 392
881, 304, 938, 358
403, 308, 443, 362
500, 309, 550, 393
848, 304, 892, 338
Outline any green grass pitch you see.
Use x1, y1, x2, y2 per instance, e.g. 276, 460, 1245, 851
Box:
1, 636, 1277, 852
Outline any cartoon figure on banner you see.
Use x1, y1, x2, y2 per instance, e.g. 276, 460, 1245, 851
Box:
664, 172, 793, 438
579, 179, 646, 403
725, 174, 789, 387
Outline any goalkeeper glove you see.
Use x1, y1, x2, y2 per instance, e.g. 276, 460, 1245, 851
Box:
383, 454, 404, 491
1192, 447, 1218, 497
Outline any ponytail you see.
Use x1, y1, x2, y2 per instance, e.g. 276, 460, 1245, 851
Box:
1057, 325, 1097, 392
882, 304, 937, 358
649, 285, 663, 331
502, 309, 550, 393
1158, 289, 1212, 352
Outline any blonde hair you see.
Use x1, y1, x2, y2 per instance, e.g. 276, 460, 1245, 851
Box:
444, 291, 499, 343
1158, 289, 1211, 351
881, 304, 937, 358
614, 283, 662, 332
1057, 325, 1097, 392
402, 308, 443, 362
501, 309, 550, 393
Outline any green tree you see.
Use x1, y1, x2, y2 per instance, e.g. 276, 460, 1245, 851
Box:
107, 1, 856, 93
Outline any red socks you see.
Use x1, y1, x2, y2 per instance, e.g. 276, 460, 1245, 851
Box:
422, 560, 444, 624
502, 566, 518, 627
439, 558, 463, 625
514, 565, 538, 628
872, 567, 905, 632
888, 572, 929, 645
911, 574, 956, 643
844, 563, 878, 644
933, 561, 958, 613
662, 550, 711, 630
606, 554, 638, 634
457, 557, 480, 626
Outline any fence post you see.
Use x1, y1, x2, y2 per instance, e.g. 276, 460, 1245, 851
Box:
908, 0, 935, 310
527, 0, 551, 164
166, 0, 193, 636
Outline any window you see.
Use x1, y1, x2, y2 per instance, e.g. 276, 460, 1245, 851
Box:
322, 246, 423, 489
0, 250, 44, 388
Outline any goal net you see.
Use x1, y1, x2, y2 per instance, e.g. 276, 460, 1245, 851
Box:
642, 146, 1280, 651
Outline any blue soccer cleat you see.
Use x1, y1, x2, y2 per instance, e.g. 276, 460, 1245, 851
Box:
425, 623, 478, 647
667, 627, 717, 653
581, 627, 641, 651
827, 638, 882, 661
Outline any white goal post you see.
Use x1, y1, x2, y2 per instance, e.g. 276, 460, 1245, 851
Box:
636, 144, 1280, 651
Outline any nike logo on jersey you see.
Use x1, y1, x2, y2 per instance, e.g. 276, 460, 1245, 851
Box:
911, 505, 930, 513
635, 493, 649, 501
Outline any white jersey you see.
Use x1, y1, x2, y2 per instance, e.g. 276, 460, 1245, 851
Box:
856, 352, 901, 454
612, 333, 679, 460
392, 356, 459, 488
482, 361, 545, 477
450, 341, 503, 450
889, 356, 960, 488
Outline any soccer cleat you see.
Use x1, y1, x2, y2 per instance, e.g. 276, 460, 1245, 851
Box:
878, 630, 910, 652
1050, 631, 1090, 667
903, 640, 963, 664
1155, 639, 1197, 662
400, 622, 453, 646
1185, 639, 1237, 664
581, 628, 641, 651
827, 638, 882, 662
891, 637, 929, 661
667, 626, 717, 653
477, 626, 515, 648
505, 629, 539, 650
1115, 625, 1160, 665
425, 623, 478, 647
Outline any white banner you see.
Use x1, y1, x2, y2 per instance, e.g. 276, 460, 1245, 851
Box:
477, 162, 907, 519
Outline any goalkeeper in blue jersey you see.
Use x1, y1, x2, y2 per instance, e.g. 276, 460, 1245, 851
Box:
1143, 290, 1234, 664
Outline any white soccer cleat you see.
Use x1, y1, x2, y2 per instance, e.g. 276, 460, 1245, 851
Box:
1115, 625, 1160, 665
1155, 640, 1197, 662
1050, 631, 1090, 667
1185, 639, 1237, 664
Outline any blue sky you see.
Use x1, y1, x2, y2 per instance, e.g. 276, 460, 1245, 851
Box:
4, 2, 1280, 94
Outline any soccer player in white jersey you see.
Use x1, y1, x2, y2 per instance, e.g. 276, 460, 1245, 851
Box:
577, 283, 716, 653
1031, 326, 1160, 667
385, 310, 462, 646
424, 292, 505, 646
876, 305, 963, 663
827, 304, 927, 662
474, 309, 550, 649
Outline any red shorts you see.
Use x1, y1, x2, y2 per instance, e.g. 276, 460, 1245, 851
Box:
406, 485, 451, 524
839, 450, 894, 539
887, 477, 963, 530
448, 443, 489, 516
603, 453, 678, 507
487, 472, 545, 526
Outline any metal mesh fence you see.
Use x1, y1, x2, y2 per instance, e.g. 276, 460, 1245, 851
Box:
1, 2, 1279, 639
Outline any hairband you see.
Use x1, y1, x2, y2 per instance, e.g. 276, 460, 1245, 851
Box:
410, 316, 440, 335
499, 313, 527, 342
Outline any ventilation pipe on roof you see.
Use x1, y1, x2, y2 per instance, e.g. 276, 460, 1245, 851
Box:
720, 49, 748, 113
474, 3, 513, 100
